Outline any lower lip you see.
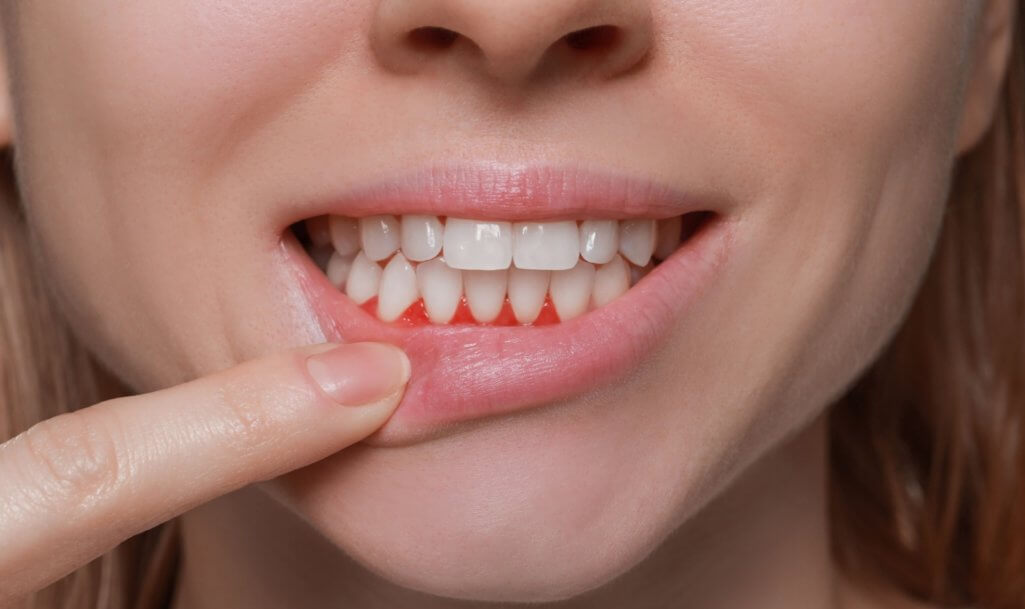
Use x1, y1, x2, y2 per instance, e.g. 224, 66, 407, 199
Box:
284, 213, 737, 445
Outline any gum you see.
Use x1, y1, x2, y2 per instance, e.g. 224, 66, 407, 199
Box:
360, 295, 562, 327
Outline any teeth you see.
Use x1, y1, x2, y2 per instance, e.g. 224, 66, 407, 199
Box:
401, 214, 444, 262
512, 221, 580, 271
550, 260, 595, 321
443, 218, 513, 271
416, 258, 463, 324
326, 252, 355, 288
508, 268, 551, 324
464, 269, 508, 322
618, 219, 656, 267
329, 216, 361, 256
316, 214, 686, 323
360, 215, 401, 261
630, 262, 654, 287
377, 253, 419, 322
654, 216, 682, 260
591, 254, 630, 308
578, 220, 619, 264
345, 252, 382, 305
306, 216, 333, 248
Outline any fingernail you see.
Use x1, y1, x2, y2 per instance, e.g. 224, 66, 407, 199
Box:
306, 342, 410, 406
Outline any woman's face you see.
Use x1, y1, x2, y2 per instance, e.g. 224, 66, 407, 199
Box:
2, 1, 990, 601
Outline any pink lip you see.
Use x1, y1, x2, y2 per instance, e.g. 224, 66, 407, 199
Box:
280, 165, 738, 446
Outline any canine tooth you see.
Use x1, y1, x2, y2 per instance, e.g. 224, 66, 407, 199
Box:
401, 215, 444, 262
360, 215, 401, 261
591, 255, 630, 308
512, 221, 579, 271
443, 218, 512, 270
618, 219, 656, 266
508, 268, 550, 324
654, 216, 682, 260
306, 216, 332, 248
464, 269, 508, 322
579, 220, 619, 264
326, 252, 355, 288
377, 253, 419, 322
345, 252, 382, 305
550, 260, 595, 321
329, 216, 361, 256
416, 258, 463, 324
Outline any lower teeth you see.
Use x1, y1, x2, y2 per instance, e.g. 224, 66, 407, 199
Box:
297, 213, 708, 326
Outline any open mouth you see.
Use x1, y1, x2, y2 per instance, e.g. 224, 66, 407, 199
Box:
291, 212, 714, 326
279, 166, 735, 444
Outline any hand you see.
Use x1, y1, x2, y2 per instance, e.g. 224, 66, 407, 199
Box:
0, 342, 410, 605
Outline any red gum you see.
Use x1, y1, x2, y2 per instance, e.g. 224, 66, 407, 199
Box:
360, 295, 562, 327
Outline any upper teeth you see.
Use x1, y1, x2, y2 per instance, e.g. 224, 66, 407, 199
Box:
310, 214, 686, 324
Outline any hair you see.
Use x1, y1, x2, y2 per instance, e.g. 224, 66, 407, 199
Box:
1, 12, 1023, 609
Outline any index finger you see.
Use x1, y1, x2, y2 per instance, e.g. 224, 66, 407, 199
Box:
0, 341, 409, 604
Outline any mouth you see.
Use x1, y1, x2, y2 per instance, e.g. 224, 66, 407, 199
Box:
280, 165, 737, 445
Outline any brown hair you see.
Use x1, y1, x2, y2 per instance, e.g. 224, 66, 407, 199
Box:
830, 8, 1025, 609
1, 12, 1023, 609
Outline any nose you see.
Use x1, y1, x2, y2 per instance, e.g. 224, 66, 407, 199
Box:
372, 0, 653, 84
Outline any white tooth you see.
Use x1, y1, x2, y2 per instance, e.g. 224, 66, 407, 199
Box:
377, 253, 419, 322
578, 220, 619, 264
618, 219, 656, 266
464, 269, 508, 323
442, 218, 512, 270
345, 252, 382, 305
329, 216, 361, 256
512, 221, 579, 271
654, 216, 682, 260
401, 214, 444, 262
508, 268, 550, 324
306, 216, 332, 248
416, 258, 463, 324
550, 260, 595, 321
360, 215, 401, 261
326, 252, 355, 289
591, 255, 630, 308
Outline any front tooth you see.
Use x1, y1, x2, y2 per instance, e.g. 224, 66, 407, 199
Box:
464, 269, 508, 322
654, 216, 682, 260
579, 220, 619, 264
377, 253, 419, 322
443, 218, 513, 270
508, 268, 550, 324
401, 215, 444, 262
360, 215, 401, 261
345, 252, 382, 305
591, 254, 630, 308
329, 216, 361, 256
326, 252, 355, 288
416, 258, 463, 324
550, 260, 595, 321
512, 221, 580, 271
618, 219, 656, 266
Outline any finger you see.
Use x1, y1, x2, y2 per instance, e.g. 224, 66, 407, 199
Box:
0, 341, 409, 603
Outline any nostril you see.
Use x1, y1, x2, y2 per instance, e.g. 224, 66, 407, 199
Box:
563, 25, 620, 52
407, 26, 460, 52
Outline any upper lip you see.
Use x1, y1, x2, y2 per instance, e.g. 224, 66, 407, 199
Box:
277, 163, 735, 227
280, 163, 737, 446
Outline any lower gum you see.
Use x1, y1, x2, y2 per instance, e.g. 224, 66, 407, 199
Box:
361, 295, 562, 327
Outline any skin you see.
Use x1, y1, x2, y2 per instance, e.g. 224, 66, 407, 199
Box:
0, 0, 1018, 607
